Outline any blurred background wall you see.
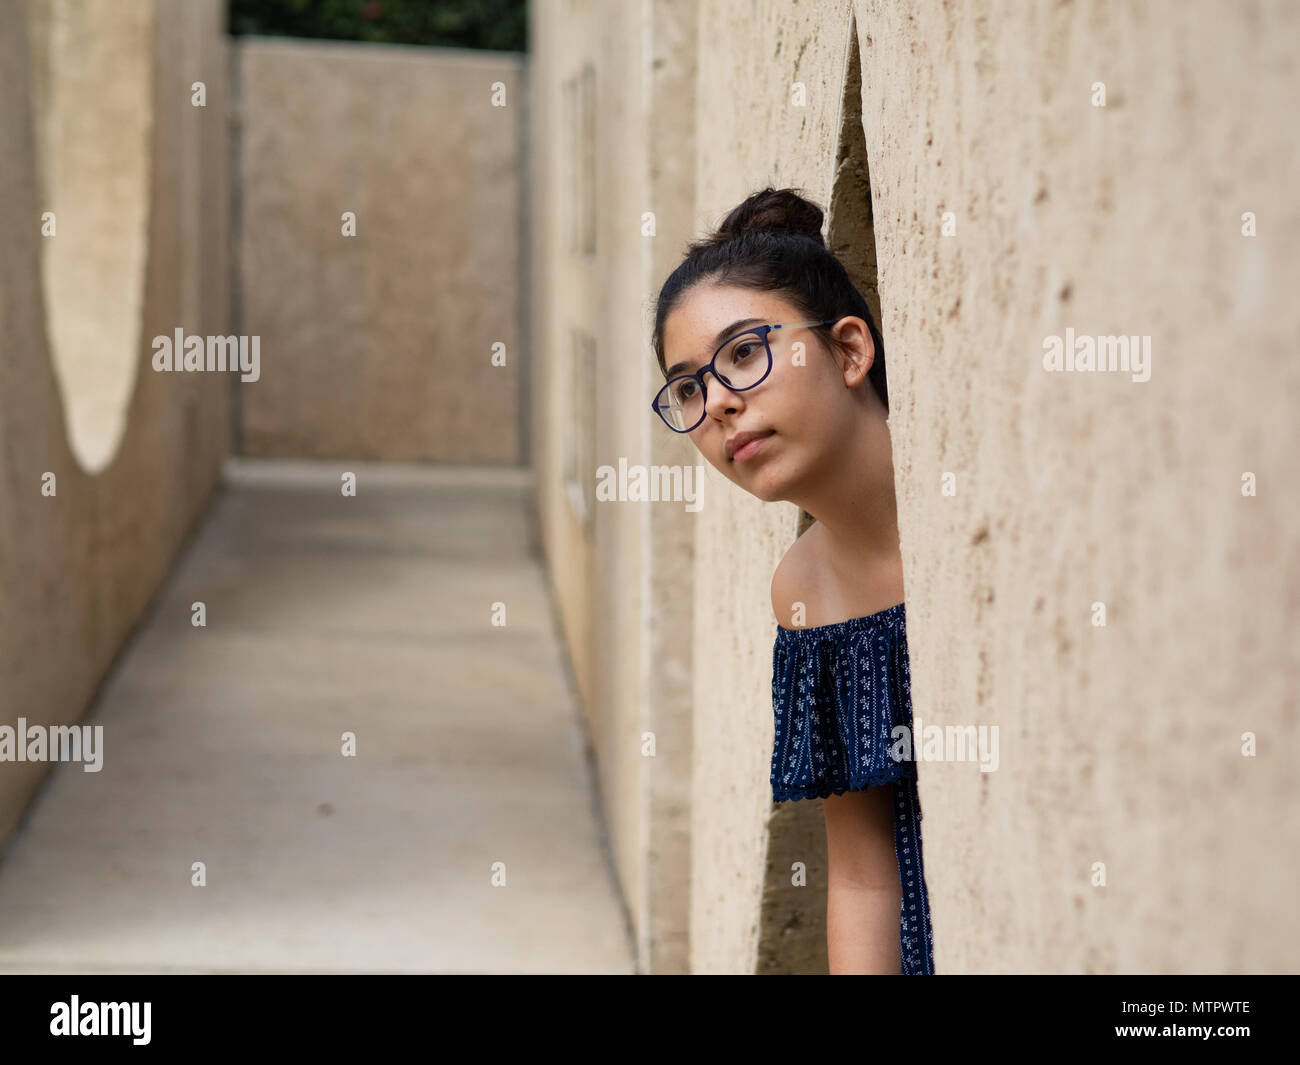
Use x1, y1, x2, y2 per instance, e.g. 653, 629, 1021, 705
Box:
0, 0, 231, 846
529, 0, 702, 975
236, 38, 524, 462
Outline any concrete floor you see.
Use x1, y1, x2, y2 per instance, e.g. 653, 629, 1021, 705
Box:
0, 459, 635, 974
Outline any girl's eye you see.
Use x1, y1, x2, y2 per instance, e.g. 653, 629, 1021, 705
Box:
731, 341, 760, 361
673, 380, 698, 402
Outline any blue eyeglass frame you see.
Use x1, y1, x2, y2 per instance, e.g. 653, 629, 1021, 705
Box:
651, 318, 841, 433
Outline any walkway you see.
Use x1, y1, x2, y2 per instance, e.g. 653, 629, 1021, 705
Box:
0, 460, 635, 974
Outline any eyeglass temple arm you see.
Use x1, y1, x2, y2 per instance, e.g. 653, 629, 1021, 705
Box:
770, 318, 839, 331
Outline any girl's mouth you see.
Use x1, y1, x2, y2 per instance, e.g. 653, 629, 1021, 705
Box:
732, 431, 774, 463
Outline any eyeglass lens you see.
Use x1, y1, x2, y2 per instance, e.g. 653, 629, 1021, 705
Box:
657, 331, 769, 430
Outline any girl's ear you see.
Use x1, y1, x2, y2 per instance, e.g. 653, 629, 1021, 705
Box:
834, 317, 875, 387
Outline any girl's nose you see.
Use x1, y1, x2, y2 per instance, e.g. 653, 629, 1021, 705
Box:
701, 369, 742, 421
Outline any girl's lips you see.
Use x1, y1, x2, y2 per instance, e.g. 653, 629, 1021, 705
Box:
733, 431, 774, 462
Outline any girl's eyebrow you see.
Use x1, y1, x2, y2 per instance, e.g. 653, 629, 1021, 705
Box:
664, 317, 766, 378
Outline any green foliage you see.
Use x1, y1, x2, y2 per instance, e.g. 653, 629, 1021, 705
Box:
228, 0, 527, 52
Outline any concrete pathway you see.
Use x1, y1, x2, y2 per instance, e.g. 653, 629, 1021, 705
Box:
0, 459, 635, 974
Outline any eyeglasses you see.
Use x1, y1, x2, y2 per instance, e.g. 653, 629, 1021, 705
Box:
651, 319, 840, 432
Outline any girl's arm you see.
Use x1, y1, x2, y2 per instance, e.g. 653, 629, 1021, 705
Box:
824, 786, 902, 974
771, 547, 902, 974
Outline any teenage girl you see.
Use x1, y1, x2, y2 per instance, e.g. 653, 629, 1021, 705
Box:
649, 186, 936, 974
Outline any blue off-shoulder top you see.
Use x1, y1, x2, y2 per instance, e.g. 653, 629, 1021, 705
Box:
771, 601, 936, 975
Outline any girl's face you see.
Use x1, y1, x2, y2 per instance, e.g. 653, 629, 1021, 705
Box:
661, 281, 868, 504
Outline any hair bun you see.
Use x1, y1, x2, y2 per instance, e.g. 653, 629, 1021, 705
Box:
708, 186, 826, 248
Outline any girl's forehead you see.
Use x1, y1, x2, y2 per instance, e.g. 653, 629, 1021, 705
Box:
667, 286, 795, 343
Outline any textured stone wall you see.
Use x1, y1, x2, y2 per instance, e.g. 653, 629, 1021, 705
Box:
845, 0, 1298, 975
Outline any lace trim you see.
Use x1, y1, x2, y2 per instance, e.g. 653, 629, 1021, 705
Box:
771, 761, 915, 803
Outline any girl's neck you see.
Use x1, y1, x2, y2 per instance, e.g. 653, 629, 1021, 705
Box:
791, 408, 902, 565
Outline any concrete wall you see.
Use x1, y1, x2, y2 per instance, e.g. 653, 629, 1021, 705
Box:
530, 0, 707, 975
236, 38, 524, 464
0, 0, 230, 847
853, 0, 1299, 975
530, 0, 1300, 973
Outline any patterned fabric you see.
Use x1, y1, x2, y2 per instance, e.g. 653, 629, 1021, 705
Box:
771, 601, 936, 975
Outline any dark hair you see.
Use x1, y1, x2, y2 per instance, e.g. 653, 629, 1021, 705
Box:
651, 186, 888, 411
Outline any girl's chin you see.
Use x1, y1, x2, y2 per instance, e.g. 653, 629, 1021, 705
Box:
742, 470, 790, 503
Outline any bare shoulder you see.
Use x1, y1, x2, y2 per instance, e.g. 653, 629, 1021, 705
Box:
771, 522, 824, 628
